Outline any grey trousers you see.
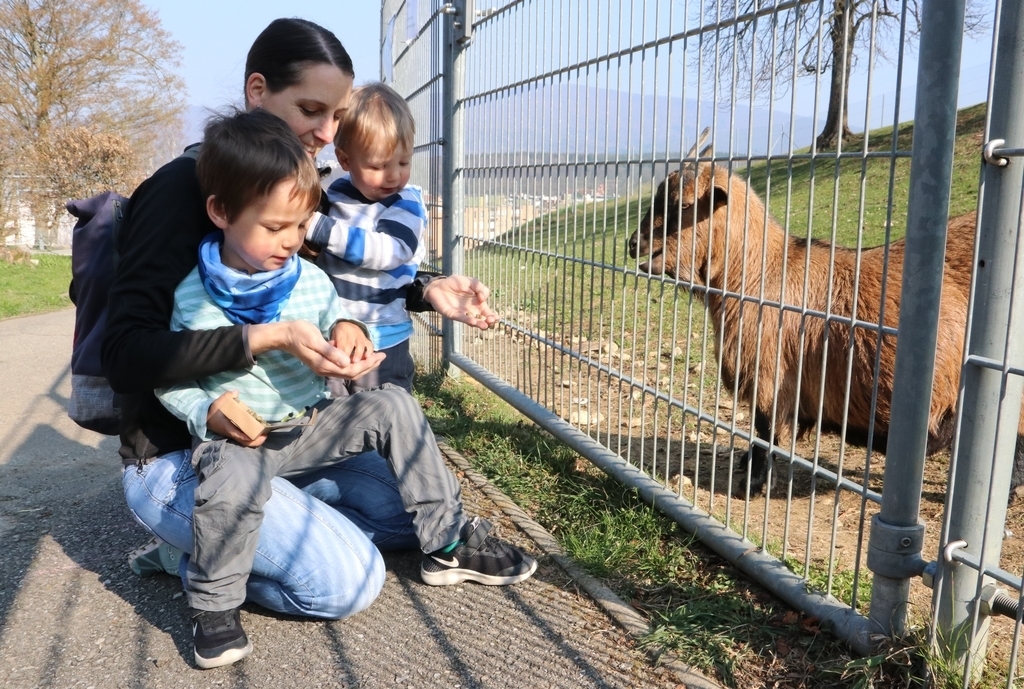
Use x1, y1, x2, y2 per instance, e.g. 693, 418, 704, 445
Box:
188, 384, 464, 612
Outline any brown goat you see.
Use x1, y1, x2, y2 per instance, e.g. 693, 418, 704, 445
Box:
627, 130, 1024, 496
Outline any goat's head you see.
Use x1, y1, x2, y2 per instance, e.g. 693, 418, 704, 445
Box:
628, 128, 729, 282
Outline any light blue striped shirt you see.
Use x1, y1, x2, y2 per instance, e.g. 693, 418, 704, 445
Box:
156, 261, 353, 440
308, 175, 427, 350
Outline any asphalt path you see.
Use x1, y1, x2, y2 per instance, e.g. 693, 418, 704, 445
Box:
0, 308, 720, 688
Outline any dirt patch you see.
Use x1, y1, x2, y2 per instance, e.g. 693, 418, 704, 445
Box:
462, 326, 1024, 672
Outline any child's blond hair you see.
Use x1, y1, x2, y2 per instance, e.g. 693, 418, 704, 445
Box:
335, 82, 415, 158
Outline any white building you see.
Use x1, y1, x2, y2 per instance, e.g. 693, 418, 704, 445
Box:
2, 177, 75, 249
3, 201, 73, 249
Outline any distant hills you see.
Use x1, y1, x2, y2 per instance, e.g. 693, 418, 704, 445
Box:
179, 85, 822, 198
184, 83, 818, 159
462, 82, 819, 158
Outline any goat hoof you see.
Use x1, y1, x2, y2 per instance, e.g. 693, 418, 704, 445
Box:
732, 477, 765, 498
731, 467, 776, 499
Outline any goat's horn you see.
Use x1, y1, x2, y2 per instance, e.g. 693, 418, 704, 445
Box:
684, 126, 712, 165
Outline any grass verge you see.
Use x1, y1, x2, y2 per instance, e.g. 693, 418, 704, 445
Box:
415, 369, 935, 688
0, 253, 73, 320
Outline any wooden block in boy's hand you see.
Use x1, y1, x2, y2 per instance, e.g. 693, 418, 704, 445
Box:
219, 396, 267, 441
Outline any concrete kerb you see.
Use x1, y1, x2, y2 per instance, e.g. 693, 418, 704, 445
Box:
436, 439, 724, 689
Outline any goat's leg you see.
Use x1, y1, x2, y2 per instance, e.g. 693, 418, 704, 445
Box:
733, 409, 774, 497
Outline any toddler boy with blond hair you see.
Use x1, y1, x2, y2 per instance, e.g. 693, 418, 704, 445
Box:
306, 82, 425, 394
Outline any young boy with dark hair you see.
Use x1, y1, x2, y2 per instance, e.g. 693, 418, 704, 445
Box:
156, 109, 536, 670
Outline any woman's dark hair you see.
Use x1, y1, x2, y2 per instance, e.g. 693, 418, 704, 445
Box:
245, 18, 354, 96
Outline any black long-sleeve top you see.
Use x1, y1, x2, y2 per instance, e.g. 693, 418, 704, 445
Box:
102, 154, 249, 463
102, 152, 439, 465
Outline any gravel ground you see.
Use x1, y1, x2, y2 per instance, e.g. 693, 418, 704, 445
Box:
0, 309, 720, 688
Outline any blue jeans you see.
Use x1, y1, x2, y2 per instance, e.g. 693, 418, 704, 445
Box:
122, 449, 418, 619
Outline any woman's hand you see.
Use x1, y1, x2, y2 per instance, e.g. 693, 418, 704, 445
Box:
422, 275, 500, 330
248, 320, 382, 379
207, 391, 267, 447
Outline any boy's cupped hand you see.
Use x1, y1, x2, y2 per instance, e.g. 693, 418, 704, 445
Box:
278, 319, 383, 379
330, 321, 386, 381
330, 320, 377, 363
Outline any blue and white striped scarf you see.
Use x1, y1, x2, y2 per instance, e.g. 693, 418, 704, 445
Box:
196, 231, 301, 325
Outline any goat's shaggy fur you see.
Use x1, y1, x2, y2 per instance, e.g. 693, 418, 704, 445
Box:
627, 151, 1024, 496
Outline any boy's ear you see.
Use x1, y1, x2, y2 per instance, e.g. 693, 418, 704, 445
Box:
336, 148, 351, 172
206, 196, 231, 230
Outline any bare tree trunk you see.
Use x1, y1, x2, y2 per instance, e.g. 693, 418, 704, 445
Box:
816, 1, 855, 149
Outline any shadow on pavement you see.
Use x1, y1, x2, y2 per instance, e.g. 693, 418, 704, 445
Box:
0, 313, 695, 687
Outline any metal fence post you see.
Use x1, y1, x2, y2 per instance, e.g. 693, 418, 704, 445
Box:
934, 0, 1024, 677
441, 1, 469, 375
867, 0, 966, 639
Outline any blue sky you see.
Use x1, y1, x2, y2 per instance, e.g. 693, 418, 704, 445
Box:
144, 1, 994, 154
144, 1, 995, 113
142, 2, 383, 115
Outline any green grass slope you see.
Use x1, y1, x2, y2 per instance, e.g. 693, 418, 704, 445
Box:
484, 102, 986, 260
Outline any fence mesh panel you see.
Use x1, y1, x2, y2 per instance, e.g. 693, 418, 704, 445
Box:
383, 0, 1024, 682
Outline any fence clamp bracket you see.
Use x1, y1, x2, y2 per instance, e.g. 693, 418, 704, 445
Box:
921, 560, 938, 588
442, 0, 475, 45
942, 538, 968, 564
982, 138, 1024, 167
867, 515, 927, 579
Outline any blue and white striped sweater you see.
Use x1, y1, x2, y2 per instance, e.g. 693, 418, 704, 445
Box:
309, 175, 427, 350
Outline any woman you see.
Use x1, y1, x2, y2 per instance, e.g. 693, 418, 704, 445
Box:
104, 18, 503, 627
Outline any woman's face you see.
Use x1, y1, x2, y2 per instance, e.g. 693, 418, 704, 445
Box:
246, 63, 353, 159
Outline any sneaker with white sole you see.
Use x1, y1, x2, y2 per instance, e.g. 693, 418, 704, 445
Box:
128, 537, 183, 578
420, 516, 537, 586
192, 607, 252, 669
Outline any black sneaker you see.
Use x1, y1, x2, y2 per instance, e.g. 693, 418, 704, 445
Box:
192, 607, 253, 669
421, 516, 538, 586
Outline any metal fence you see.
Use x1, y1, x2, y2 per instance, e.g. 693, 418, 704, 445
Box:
382, 0, 1024, 683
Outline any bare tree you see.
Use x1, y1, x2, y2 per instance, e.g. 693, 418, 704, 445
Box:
696, 0, 988, 149
0, 126, 15, 239
0, 0, 186, 245
35, 127, 141, 223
